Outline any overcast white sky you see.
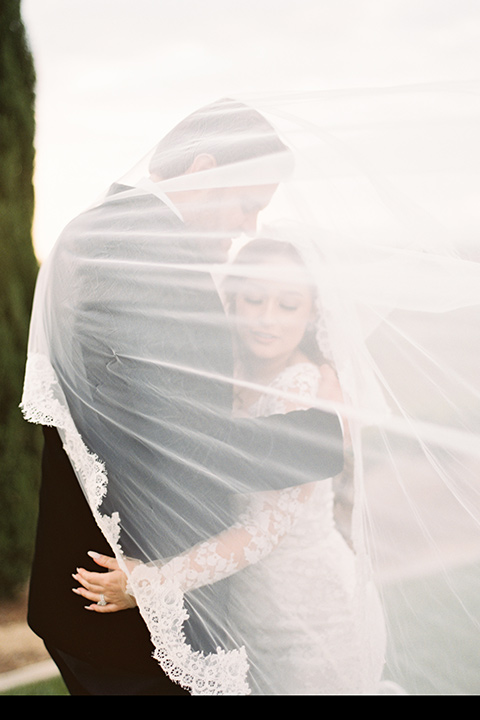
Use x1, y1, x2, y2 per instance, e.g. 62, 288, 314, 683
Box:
21, 0, 480, 260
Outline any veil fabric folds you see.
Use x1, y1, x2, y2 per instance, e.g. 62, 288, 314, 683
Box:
21, 86, 480, 695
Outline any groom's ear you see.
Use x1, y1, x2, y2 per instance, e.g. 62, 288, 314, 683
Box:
186, 153, 218, 174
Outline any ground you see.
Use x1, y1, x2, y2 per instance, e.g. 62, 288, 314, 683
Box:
0, 586, 50, 674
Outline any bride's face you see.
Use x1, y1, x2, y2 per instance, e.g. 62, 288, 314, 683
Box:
233, 255, 314, 368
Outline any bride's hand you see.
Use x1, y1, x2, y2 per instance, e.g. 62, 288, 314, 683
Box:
72, 551, 137, 613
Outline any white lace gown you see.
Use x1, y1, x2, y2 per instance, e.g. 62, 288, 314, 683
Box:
128, 361, 388, 694
229, 362, 387, 695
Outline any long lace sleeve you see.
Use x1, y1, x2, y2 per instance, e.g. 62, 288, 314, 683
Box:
151, 483, 314, 593
129, 362, 323, 595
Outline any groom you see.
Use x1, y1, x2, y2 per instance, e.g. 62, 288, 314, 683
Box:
27, 98, 345, 695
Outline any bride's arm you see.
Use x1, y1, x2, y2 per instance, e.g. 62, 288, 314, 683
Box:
73, 363, 342, 611
157, 481, 315, 591
72, 481, 314, 612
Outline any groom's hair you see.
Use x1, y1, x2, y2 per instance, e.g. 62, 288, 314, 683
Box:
149, 98, 292, 180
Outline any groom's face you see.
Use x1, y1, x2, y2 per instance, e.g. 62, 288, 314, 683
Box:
192, 183, 278, 262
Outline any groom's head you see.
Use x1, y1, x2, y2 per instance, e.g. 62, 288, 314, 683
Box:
149, 99, 294, 251
149, 98, 292, 181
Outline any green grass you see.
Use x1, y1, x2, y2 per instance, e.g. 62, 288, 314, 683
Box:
0, 675, 68, 696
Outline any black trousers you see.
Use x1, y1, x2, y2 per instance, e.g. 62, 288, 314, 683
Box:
46, 643, 190, 696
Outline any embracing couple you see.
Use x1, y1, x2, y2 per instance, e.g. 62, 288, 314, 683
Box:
23, 98, 385, 695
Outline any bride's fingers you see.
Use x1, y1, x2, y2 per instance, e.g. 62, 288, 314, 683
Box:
72, 585, 109, 607
72, 569, 110, 593
71, 586, 120, 613
72, 585, 99, 602
84, 605, 117, 613
87, 551, 120, 572
84, 602, 120, 614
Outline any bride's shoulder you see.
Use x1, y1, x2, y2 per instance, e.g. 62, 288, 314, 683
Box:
282, 351, 322, 379
273, 356, 323, 394
251, 358, 325, 416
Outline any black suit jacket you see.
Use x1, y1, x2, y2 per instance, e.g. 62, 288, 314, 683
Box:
28, 187, 344, 670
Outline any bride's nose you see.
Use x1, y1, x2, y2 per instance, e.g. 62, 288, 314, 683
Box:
257, 299, 276, 324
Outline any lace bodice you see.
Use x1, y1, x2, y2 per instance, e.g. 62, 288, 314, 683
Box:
246, 362, 325, 417
132, 362, 331, 594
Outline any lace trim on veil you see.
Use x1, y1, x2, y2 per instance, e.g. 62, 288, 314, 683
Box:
20, 353, 112, 518
20, 352, 250, 696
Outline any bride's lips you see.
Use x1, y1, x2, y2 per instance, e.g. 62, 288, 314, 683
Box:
250, 331, 278, 344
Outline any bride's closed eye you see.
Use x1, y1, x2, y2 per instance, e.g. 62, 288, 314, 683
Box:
278, 293, 304, 312
243, 295, 264, 305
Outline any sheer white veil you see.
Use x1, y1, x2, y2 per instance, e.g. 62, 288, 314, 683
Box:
21, 86, 480, 694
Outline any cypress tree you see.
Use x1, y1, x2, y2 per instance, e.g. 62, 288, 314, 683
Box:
0, 1, 41, 598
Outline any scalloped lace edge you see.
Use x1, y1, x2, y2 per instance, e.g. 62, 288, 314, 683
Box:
20, 352, 251, 695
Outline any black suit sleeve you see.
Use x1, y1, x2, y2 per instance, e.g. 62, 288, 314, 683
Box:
217, 407, 344, 493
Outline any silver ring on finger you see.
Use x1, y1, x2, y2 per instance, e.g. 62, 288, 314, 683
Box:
97, 594, 107, 606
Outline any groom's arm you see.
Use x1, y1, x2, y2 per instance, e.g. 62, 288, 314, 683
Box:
215, 406, 344, 494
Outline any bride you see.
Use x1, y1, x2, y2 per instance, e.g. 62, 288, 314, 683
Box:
72, 234, 387, 695
222, 236, 386, 695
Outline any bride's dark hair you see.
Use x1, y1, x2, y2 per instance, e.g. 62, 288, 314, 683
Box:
224, 237, 327, 367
